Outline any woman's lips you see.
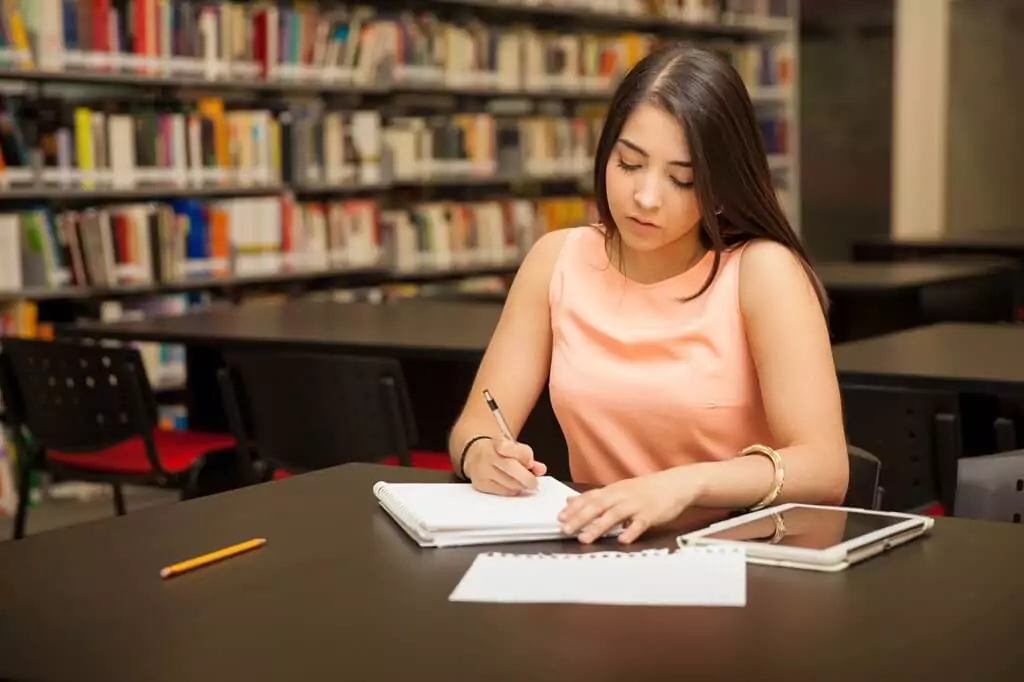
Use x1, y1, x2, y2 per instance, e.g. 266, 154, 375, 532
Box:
629, 216, 659, 229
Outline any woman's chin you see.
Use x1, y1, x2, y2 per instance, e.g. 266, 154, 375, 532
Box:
618, 225, 664, 251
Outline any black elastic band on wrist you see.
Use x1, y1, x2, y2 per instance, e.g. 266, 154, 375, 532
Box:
457, 435, 492, 481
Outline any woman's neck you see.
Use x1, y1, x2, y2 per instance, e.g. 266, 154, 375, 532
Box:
614, 230, 706, 286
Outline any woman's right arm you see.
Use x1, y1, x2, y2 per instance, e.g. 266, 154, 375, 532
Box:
447, 229, 570, 494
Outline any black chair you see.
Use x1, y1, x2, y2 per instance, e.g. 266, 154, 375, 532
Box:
0, 337, 237, 539
840, 383, 961, 513
993, 411, 1020, 453
955, 450, 1024, 523
217, 350, 452, 482
845, 445, 883, 510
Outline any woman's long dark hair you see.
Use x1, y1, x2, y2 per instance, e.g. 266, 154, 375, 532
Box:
593, 44, 827, 314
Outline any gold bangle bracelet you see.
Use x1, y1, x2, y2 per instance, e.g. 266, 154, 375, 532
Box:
740, 444, 785, 511
768, 512, 788, 544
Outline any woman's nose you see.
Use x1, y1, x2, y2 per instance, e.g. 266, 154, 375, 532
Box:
634, 174, 661, 211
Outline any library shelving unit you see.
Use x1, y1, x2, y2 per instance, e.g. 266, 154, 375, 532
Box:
0, 1, 799, 364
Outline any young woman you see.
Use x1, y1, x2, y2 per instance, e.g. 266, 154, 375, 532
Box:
447, 45, 849, 544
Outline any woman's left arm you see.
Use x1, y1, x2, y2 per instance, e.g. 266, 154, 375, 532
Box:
560, 240, 849, 544
685, 239, 849, 509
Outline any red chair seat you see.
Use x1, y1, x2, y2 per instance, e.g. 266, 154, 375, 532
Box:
48, 429, 237, 476
382, 450, 453, 471
272, 450, 452, 480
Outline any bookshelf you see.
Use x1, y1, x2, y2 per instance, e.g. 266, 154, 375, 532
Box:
0, 0, 799, 312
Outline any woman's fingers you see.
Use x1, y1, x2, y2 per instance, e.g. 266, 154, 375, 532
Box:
472, 473, 519, 496
559, 486, 655, 544
560, 492, 614, 535
495, 438, 535, 467
466, 437, 545, 496
558, 493, 585, 522
559, 488, 621, 522
616, 516, 651, 544
578, 503, 637, 544
493, 457, 538, 492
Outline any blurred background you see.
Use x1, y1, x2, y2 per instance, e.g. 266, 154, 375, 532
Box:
1, 0, 1023, 538
802, 0, 1023, 259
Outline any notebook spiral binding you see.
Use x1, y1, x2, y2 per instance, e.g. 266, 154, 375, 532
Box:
373, 482, 420, 525
373, 481, 405, 509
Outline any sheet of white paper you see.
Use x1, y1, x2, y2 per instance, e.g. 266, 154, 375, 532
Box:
449, 547, 747, 607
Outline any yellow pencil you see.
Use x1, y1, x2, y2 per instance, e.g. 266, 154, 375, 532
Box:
160, 538, 267, 579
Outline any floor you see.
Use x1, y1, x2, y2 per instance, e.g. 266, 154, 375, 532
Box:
0, 484, 180, 542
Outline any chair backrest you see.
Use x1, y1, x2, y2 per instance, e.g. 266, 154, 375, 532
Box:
0, 337, 158, 456
845, 445, 884, 510
840, 383, 961, 512
218, 350, 418, 475
993, 415, 1019, 453
955, 450, 1024, 523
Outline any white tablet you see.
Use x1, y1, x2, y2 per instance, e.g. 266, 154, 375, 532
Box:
676, 503, 934, 572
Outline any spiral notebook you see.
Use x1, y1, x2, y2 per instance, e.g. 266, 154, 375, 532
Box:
449, 548, 747, 606
373, 477, 608, 548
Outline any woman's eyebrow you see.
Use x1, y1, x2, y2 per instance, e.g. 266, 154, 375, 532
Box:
618, 138, 692, 167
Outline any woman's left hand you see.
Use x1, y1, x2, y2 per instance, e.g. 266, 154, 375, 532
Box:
558, 469, 702, 544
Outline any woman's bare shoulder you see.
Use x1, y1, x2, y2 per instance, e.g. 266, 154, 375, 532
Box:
516, 226, 590, 286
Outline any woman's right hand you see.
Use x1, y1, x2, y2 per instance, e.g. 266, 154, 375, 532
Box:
464, 437, 548, 496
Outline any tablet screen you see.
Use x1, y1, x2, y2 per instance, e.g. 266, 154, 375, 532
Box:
702, 506, 912, 550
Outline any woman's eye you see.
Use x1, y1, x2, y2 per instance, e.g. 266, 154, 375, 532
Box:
616, 158, 641, 172
670, 178, 695, 189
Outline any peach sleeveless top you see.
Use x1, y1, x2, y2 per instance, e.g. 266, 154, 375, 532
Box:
548, 226, 775, 485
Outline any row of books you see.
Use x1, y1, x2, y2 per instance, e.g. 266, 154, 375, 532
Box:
0, 195, 595, 292
385, 196, 595, 270
0, 198, 374, 290
381, 114, 602, 183
710, 41, 792, 95
0, 2, 792, 96
0, 97, 789, 190
0, 97, 285, 190
0, 300, 42, 338
760, 116, 789, 157
501, 1, 791, 25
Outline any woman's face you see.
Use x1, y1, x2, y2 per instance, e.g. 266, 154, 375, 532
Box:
604, 103, 703, 255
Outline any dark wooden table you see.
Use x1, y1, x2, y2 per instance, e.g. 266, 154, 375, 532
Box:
817, 258, 1015, 294
853, 230, 1024, 316
854, 229, 1024, 264
833, 323, 1024, 395
66, 299, 568, 476
834, 322, 1024, 481
430, 260, 1022, 342
71, 298, 503, 359
1, 464, 1022, 682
